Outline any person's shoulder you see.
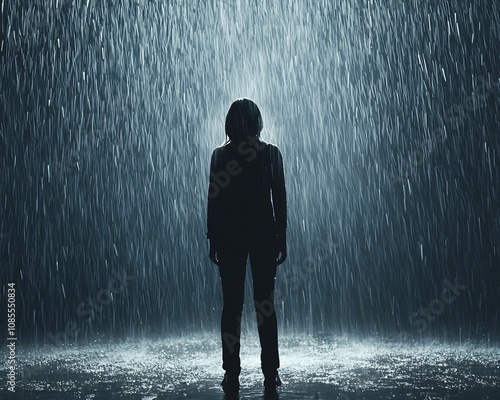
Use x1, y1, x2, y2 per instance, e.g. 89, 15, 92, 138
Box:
210, 145, 227, 166
260, 140, 282, 158
212, 143, 228, 155
258, 139, 280, 152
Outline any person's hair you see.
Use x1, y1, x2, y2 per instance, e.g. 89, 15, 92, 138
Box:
224, 98, 263, 143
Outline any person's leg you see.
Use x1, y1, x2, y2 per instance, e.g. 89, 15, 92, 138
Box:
249, 237, 280, 379
218, 240, 248, 378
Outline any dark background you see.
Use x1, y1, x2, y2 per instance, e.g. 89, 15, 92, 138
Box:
1, 0, 499, 346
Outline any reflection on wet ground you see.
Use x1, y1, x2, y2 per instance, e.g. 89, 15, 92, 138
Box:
2, 334, 499, 399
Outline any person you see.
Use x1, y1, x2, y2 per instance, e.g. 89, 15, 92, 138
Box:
206, 98, 287, 393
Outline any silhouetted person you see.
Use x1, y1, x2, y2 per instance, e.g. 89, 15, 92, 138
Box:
206, 98, 287, 394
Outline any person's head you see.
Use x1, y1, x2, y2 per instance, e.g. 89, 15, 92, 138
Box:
224, 98, 263, 143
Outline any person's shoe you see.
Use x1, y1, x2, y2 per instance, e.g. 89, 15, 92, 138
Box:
221, 372, 240, 392
263, 371, 282, 390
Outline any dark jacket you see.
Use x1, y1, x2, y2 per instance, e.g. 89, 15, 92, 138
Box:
206, 137, 286, 243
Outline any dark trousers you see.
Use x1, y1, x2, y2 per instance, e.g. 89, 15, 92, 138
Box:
218, 233, 279, 376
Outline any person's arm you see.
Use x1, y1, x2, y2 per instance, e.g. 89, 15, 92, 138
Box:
271, 145, 287, 264
207, 149, 221, 265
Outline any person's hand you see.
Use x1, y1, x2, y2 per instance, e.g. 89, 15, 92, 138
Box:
209, 239, 221, 266
274, 235, 287, 266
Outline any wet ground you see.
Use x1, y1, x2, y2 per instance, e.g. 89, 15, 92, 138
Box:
1, 333, 499, 399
